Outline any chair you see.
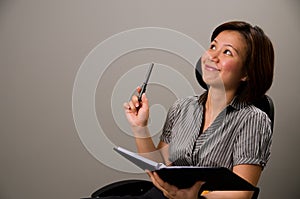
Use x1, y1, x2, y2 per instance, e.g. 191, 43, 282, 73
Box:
86, 58, 274, 199
89, 179, 153, 198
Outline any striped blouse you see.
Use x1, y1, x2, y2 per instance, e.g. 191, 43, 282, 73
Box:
160, 92, 272, 170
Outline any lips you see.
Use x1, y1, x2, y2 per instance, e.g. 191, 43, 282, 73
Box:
205, 64, 220, 71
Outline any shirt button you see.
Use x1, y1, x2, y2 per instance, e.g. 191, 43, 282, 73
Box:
260, 161, 266, 167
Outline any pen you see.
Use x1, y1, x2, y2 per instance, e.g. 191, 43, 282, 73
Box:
138, 62, 154, 102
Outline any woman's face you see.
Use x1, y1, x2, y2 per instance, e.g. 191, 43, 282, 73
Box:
201, 30, 248, 92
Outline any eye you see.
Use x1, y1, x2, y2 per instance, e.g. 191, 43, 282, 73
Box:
224, 49, 232, 56
210, 44, 216, 50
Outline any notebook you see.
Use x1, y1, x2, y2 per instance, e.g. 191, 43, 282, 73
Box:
113, 146, 257, 190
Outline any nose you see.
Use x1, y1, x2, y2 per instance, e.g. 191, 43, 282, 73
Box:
208, 49, 220, 62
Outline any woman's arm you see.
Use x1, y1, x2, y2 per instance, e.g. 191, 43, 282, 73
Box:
123, 88, 170, 164
134, 128, 169, 164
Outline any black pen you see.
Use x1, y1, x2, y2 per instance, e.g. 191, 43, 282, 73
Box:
138, 62, 154, 102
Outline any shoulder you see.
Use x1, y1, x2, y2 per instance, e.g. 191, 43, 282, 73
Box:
242, 104, 270, 121
228, 100, 272, 133
234, 104, 272, 137
173, 92, 206, 107
174, 95, 200, 106
230, 98, 270, 122
170, 95, 202, 112
166, 95, 202, 119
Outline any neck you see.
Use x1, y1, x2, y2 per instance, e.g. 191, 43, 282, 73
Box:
205, 88, 235, 118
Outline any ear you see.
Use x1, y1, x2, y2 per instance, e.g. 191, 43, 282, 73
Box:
241, 75, 248, 82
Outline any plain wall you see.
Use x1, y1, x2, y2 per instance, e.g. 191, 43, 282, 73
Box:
0, 0, 299, 198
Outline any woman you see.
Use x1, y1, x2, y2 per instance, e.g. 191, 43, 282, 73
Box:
123, 21, 274, 199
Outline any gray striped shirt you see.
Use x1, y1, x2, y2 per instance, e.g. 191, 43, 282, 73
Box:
160, 92, 272, 170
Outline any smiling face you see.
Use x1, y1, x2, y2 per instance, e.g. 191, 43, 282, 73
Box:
201, 30, 248, 93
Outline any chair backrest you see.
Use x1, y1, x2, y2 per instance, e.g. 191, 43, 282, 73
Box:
253, 95, 274, 131
195, 57, 275, 130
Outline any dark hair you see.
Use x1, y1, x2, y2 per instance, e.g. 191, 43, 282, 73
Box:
211, 21, 274, 103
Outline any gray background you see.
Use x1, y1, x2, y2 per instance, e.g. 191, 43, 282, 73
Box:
1, 0, 299, 198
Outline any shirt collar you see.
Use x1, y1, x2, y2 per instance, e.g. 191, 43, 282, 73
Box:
228, 96, 249, 110
197, 91, 248, 111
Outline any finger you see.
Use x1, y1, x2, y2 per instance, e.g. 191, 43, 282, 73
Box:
163, 192, 173, 199
131, 94, 140, 108
153, 172, 168, 187
136, 86, 142, 93
128, 100, 137, 114
123, 102, 130, 111
147, 171, 159, 187
190, 181, 205, 194
162, 189, 176, 199
193, 181, 204, 189
153, 172, 178, 195
147, 171, 167, 193
145, 170, 151, 178
138, 93, 149, 110
141, 93, 148, 104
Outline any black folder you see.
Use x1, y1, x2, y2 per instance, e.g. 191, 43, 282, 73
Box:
114, 146, 258, 192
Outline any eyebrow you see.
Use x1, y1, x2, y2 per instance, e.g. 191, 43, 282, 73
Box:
212, 39, 240, 55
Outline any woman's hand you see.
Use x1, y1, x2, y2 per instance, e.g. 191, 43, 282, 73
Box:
123, 87, 149, 127
146, 170, 204, 199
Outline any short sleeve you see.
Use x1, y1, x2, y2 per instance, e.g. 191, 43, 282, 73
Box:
233, 110, 273, 169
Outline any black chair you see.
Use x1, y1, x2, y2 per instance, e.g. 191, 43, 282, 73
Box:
88, 179, 259, 198
86, 59, 274, 199
89, 179, 153, 198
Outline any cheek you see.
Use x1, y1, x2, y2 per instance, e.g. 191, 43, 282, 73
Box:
201, 51, 211, 61
221, 60, 243, 73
